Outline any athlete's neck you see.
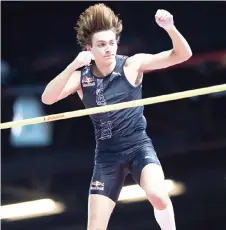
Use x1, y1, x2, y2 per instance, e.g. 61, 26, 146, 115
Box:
92, 59, 116, 78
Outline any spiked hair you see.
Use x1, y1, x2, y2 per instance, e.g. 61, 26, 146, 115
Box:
75, 3, 123, 48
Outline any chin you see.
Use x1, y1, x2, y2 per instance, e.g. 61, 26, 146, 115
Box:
104, 58, 115, 65
105, 55, 116, 61
96, 55, 116, 66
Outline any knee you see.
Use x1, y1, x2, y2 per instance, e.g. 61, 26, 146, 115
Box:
146, 189, 170, 210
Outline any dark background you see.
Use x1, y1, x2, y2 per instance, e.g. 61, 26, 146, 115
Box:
1, 1, 226, 230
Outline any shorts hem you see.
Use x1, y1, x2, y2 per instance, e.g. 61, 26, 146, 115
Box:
89, 190, 118, 203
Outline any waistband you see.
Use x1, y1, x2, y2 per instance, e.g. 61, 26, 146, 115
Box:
95, 130, 150, 153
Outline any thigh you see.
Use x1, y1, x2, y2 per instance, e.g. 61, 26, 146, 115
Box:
88, 194, 115, 230
129, 141, 161, 185
139, 163, 166, 193
89, 153, 127, 202
88, 154, 127, 229
139, 163, 170, 210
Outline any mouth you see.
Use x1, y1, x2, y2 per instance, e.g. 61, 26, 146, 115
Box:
104, 54, 114, 58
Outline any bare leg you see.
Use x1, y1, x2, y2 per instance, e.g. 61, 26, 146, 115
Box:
140, 163, 176, 230
87, 194, 116, 230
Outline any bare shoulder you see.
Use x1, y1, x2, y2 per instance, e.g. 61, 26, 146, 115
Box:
126, 53, 151, 62
125, 53, 152, 70
125, 54, 141, 67
70, 70, 82, 89
71, 70, 81, 79
71, 70, 83, 99
62, 70, 81, 94
54, 70, 83, 102
123, 55, 144, 86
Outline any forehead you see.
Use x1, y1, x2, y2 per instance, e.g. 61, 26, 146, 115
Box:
92, 30, 116, 42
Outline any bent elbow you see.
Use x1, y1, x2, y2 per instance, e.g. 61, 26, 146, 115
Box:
186, 49, 193, 59
179, 50, 192, 63
172, 48, 192, 65
41, 94, 56, 105
184, 47, 193, 60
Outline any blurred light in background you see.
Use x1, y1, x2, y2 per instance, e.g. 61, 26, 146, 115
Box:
10, 96, 52, 147
1, 60, 11, 84
118, 179, 186, 203
0, 199, 65, 221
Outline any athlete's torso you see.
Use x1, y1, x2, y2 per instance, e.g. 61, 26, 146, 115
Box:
80, 55, 149, 151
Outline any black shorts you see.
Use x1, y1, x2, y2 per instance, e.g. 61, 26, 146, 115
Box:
89, 136, 161, 202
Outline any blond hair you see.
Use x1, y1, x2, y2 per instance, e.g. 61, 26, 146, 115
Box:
75, 3, 123, 48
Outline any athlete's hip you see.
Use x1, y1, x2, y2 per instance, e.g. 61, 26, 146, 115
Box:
95, 129, 151, 155
94, 136, 157, 168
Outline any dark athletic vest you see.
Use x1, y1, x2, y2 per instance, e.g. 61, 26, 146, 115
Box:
80, 55, 147, 150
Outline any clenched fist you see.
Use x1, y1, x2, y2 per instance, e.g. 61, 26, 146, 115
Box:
155, 9, 174, 30
73, 51, 95, 69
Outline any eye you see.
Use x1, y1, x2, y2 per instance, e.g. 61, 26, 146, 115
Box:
97, 43, 105, 47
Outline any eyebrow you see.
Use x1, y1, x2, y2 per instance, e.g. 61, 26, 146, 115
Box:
96, 40, 114, 43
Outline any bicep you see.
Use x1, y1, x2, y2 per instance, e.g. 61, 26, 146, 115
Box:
57, 71, 81, 101
135, 50, 185, 72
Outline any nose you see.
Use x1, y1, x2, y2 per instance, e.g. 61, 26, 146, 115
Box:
105, 44, 111, 52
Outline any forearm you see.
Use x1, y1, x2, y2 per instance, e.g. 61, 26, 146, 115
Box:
42, 61, 79, 104
165, 25, 192, 58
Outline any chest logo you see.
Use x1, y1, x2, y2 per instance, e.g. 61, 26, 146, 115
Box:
82, 76, 95, 87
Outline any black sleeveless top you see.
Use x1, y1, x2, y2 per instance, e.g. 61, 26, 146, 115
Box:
80, 55, 148, 151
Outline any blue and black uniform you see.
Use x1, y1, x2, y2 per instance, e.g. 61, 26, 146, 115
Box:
80, 55, 160, 202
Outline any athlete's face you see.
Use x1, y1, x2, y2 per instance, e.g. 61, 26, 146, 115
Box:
87, 30, 118, 65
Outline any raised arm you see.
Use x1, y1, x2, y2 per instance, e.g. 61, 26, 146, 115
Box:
129, 9, 192, 72
41, 51, 93, 105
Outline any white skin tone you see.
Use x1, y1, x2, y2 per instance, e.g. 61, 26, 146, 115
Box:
86, 10, 192, 230
42, 9, 192, 230
86, 30, 118, 77
42, 9, 192, 105
86, 31, 170, 230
